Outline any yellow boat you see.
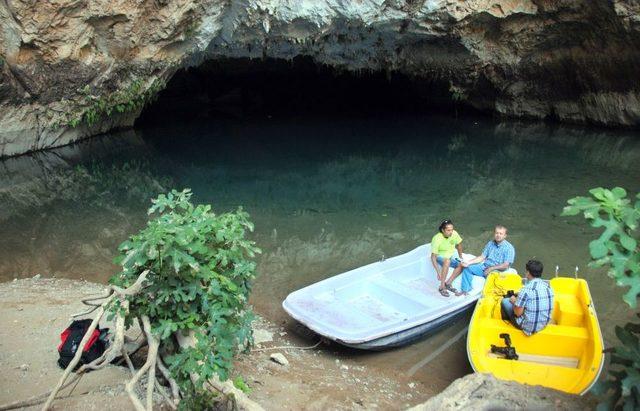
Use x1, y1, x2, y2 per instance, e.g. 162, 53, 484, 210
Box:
466, 272, 604, 394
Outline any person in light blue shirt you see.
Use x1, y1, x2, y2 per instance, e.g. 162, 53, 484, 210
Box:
501, 259, 554, 335
445, 225, 515, 294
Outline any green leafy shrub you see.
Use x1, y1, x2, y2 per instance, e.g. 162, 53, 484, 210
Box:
591, 315, 640, 410
563, 187, 640, 409
562, 187, 639, 307
109, 189, 260, 399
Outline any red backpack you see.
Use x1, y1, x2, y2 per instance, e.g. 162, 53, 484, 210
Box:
57, 319, 108, 370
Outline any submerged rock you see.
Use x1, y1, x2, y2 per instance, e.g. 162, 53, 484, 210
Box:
1, 0, 639, 157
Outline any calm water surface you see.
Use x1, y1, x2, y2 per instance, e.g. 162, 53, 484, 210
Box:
1, 113, 639, 392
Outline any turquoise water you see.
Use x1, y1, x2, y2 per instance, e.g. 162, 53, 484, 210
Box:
1, 113, 639, 390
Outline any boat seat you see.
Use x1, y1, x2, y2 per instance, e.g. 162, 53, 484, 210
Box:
554, 295, 585, 327
539, 324, 589, 340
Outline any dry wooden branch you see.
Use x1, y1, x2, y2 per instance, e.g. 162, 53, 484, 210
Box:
71, 289, 116, 317
154, 380, 176, 410
123, 343, 177, 410
123, 348, 137, 375
83, 300, 130, 371
43, 270, 150, 411
71, 303, 102, 318
144, 318, 157, 411
175, 332, 265, 411
157, 355, 181, 404
142, 353, 177, 410
125, 316, 159, 411
110, 270, 150, 296
42, 305, 107, 410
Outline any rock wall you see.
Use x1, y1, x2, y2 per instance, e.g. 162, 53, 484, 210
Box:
1, 0, 639, 157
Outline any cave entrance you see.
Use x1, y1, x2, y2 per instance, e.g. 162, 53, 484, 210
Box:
136, 57, 468, 126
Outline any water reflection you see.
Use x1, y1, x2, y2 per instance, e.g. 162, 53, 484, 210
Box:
0, 131, 172, 280
0, 114, 638, 390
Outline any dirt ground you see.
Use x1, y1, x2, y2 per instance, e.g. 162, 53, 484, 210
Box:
0, 278, 598, 410
0, 278, 421, 410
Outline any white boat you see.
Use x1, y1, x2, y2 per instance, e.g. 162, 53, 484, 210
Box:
282, 243, 497, 350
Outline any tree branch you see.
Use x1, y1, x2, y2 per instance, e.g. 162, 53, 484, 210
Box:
157, 355, 180, 404
43, 306, 108, 410
43, 270, 150, 411
175, 331, 265, 411
125, 316, 159, 411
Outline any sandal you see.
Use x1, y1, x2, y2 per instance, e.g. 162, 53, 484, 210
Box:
438, 287, 450, 297
445, 283, 463, 296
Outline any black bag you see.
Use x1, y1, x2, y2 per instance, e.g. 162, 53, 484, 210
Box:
57, 319, 109, 370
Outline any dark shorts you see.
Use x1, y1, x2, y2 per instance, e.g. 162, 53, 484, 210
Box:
501, 298, 522, 329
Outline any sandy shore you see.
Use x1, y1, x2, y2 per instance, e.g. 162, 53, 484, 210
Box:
0, 278, 597, 410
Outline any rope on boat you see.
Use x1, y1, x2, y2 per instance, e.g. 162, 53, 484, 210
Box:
252, 340, 322, 352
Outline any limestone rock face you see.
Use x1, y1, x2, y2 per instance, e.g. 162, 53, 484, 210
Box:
1, 0, 639, 157
408, 372, 595, 410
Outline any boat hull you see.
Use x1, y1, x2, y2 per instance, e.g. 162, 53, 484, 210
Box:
466, 272, 605, 394
283, 243, 505, 350
339, 303, 473, 350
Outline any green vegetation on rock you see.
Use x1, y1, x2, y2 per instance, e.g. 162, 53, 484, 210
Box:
563, 187, 640, 410
65, 79, 165, 128
591, 314, 640, 411
562, 187, 640, 307
449, 83, 466, 102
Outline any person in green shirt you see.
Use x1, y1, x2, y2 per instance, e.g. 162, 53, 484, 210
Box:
430, 219, 464, 297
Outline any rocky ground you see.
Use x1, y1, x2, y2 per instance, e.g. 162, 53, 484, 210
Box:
0, 277, 140, 410
410, 372, 597, 411
0, 277, 419, 410
0, 277, 598, 410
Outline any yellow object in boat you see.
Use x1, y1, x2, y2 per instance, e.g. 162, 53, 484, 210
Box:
466, 272, 604, 394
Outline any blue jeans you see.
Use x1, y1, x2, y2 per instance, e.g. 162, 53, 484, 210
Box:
436, 255, 460, 269
460, 263, 485, 292
501, 298, 521, 329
